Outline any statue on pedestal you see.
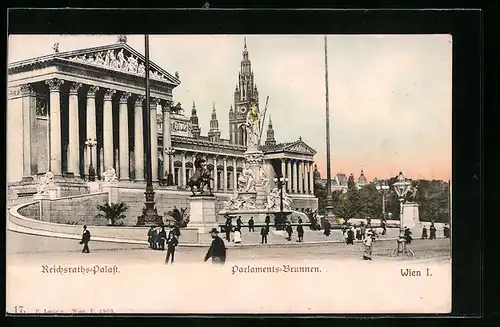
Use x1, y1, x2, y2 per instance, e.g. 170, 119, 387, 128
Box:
102, 167, 118, 183
238, 163, 256, 192
246, 101, 262, 151
188, 157, 214, 196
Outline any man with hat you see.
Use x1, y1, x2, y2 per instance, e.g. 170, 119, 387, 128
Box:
362, 230, 374, 260
204, 228, 227, 264
80, 225, 91, 254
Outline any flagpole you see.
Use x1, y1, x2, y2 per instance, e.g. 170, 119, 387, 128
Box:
324, 35, 334, 218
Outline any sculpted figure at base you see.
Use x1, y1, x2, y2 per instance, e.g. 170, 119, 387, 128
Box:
33, 172, 55, 195
265, 187, 293, 211
258, 166, 269, 189
187, 157, 214, 196
102, 167, 118, 183
238, 163, 256, 192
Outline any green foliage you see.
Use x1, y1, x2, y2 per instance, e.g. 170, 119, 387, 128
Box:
96, 202, 128, 226
314, 174, 450, 223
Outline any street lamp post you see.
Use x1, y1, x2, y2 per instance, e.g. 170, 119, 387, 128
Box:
164, 147, 176, 186
273, 176, 289, 230
393, 171, 412, 255
84, 138, 97, 182
375, 182, 390, 219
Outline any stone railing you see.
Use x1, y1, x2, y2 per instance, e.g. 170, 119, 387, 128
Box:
8, 201, 199, 244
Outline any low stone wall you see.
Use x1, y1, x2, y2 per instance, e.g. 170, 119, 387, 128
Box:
9, 202, 199, 244
290, 195, 318, 212
17, 202, 40, 220
41, 193, 109, 225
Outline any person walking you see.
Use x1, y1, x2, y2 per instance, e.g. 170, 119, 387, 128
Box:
421, 226, 428, 239
381, 220, 387, 236
362, 230, 374, 260
236, 216, 242, 232
297, 222, 304, 242
346, 226, 355, 245
404, 226, 413, 245
80, 225, 91, 254
224, 217, 232, 242
429, 222, 437, 240
248, 217, 255, 232
356, 226, 362, 240
151, 227, 158, 250
323, 219, 331, 236
234, 228, 242, 244
158, 227, 167, 251
204, 228, 226, 264
147, 226, 155, 249
165, 231, 179, 264
285, 222, 293, 241
260, 225, 269, 244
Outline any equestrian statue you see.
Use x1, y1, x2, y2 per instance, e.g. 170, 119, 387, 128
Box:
187, 157, 214, 196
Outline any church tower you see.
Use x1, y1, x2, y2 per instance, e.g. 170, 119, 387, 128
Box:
208, 103, 221, 143
265, 115, 276, 146
230, 37, 259, 146
190, 101, 201, 138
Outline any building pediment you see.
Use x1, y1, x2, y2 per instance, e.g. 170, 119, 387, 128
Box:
283, 139, 317, 156
9, 42, 181, 87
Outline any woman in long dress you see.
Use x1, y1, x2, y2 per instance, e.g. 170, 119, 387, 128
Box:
362, 231, 374, 260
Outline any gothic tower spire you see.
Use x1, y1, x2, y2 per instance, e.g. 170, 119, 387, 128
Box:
190, 101, 201, 138
208, 102, 221, 143
265, 115, 276, 146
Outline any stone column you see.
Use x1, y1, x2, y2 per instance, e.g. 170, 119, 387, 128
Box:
150, 98, 159, 182
300, 161, 305, 194
67, 82, 82, 177
223, 157, 228, 192
162, 100, 172, 180
85, 86, 99, 177
119, 92, 131, 181
233, 158, 238, 190
46, 78, 64, 176
181, 152, 186, 188
103, 89, 116, 171
213, 156, 218, 191
304, 162, 310, 194
281, 158, 286, 180
20, 84, 36, 179
293, 161, 299, 194
309, 162, 315, 194
286, 159, 292, 193
134, 95, 145, 181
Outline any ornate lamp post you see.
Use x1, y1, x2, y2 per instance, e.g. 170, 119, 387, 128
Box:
84, 138, 97, 181
393, 171, 412, 255
273, 176, 289, 230
375, 182, 390, 219
164, 147, 176, 186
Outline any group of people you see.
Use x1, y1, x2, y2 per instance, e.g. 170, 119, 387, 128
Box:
421, 222, 450, 239
145, 226, 180, 264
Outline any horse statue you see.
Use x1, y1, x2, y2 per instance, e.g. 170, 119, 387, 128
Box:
187, 157, 214, 196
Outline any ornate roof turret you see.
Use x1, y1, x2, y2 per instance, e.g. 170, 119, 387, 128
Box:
190, 101, 201, 138
357, 169, 368, 185
313, 164, 321, 181
265, 115, 276, 146
208, 102, 221, 143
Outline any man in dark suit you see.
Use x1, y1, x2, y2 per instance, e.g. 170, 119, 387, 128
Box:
165, 231, 179, 264
248, 217, 255, 232
80, 225, 91, 253
261, 226, 269, 244
204, 228, 226, 264
224, 216, 232, 242
236, 216, 243, 232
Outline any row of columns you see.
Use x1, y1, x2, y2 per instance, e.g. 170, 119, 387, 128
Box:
281, 159, 315, 195
41, 78, 169, 181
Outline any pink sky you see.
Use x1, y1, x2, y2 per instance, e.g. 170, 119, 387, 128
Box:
8, 34, 452, 181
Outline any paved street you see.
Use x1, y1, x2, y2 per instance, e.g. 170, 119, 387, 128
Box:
8, 230, 450, 265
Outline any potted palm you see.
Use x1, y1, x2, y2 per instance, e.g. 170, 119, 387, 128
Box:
96, 202, 129, 226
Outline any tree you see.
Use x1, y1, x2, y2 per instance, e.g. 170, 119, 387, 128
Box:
358, 183, 382, 219
313, 182, 328, 214
338, 173, 363, 220
96, 202, 128, 226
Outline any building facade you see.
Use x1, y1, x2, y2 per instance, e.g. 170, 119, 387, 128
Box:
8, 36, 317, 210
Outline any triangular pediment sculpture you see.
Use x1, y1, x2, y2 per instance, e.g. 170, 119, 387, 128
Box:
283, 140, 317, 155
58, 43, 180, 86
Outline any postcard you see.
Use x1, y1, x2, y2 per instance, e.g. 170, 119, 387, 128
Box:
7, 34, 452, 314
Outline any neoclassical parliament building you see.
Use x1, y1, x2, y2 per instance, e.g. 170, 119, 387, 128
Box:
8, 36, 318, 211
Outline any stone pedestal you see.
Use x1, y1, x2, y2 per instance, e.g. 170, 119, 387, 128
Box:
402, 202, 420, 229
188, 195, 218, 233
101, 183, 119, 204
245, 150, 267, 207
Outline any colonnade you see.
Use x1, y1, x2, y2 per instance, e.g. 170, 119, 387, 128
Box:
280, 159, 315, 195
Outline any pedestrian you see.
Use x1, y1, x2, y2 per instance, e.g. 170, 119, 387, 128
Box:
260, 225, 268, 244
421, 225, 428, 239
346, 226, 355, 245
356, 226, 361, 240
147, 226, 155, 249
224, 217, 232, 242
429, 222, 436, 240
155, 227, 162, 250
236, 216, 242, 232
80, 225, 91, 254
362, 230, 374, 260
381, 220, 387, 235
265, 215, 271, 227
151, 227, 158, 250
204, 228, 226, 264
158, 226, 167, 251
443, 224, 450, 238
248, 217, 255, 232
360, 223, 366, 239
297, 222, 304, 242
404, 226, 413, 244
234, 228, 242, 244
165, 231, 179, 264
285, 222, 293, 241
323, 219, 331, 236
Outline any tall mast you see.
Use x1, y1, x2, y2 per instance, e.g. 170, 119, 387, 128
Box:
324, 35, 333, 200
